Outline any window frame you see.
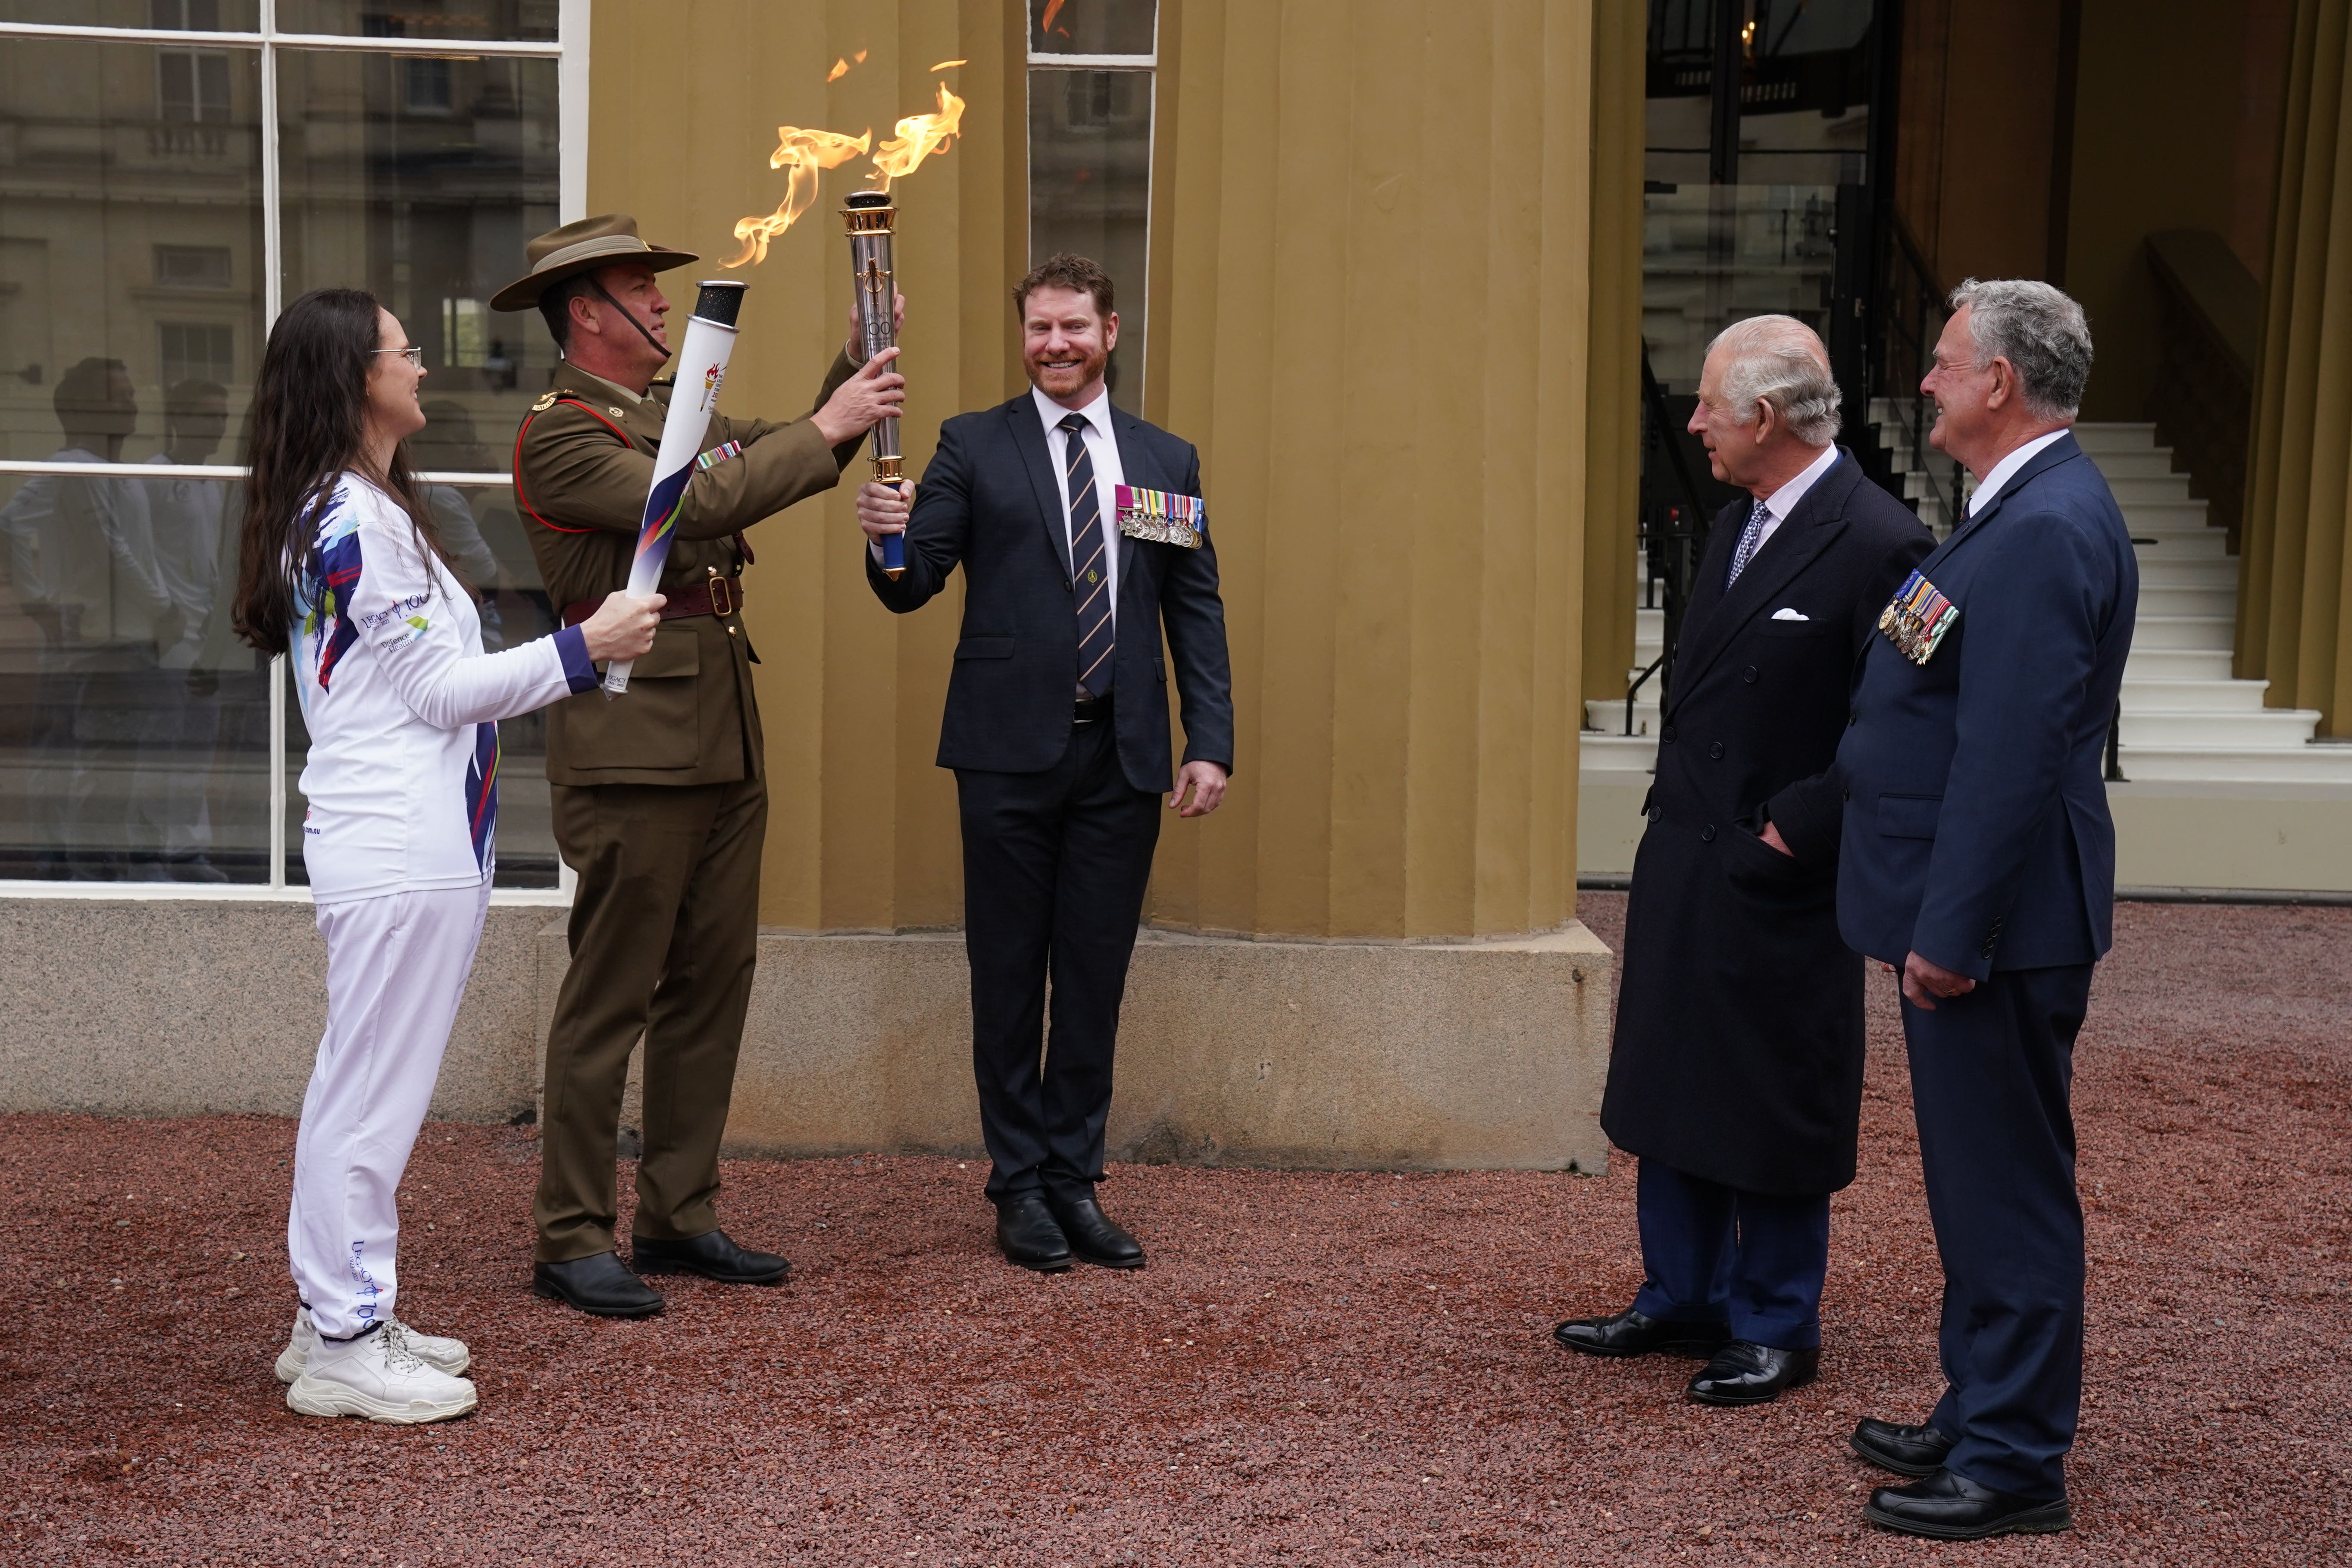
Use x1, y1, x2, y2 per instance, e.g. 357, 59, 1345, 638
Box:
0, 0, 589, 905
1025, 7, 1160, 414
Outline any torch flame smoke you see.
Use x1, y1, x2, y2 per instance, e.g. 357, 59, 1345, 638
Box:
722, 125, 873, 267
870, 81, 966, 190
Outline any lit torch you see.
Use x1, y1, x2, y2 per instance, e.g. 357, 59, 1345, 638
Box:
603, 279, 747, 697
842, 80, 965, 580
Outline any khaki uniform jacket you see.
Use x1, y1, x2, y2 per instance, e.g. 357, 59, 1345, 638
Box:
514, 349, 860, 786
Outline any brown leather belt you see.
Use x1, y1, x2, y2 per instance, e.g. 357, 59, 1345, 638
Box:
563, 574, 742, 629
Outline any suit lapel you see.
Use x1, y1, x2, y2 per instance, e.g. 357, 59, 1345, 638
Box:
1931, 430, 2086, 563
1007, 396, 1074, 581
1668, 456, 1858, 710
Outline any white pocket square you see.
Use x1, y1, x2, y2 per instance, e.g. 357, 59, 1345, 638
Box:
1771, 607, 1810, 621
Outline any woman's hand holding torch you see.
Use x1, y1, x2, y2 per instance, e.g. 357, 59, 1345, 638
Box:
576, 590, 666, 664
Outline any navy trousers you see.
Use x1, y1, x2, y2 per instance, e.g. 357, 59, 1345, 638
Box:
955, 718, 1162, 1205
1903, 963, 2094, 1502
1630, 1158, 1832, 1349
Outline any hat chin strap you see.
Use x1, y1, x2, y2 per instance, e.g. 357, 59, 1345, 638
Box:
583, 273, 672, 365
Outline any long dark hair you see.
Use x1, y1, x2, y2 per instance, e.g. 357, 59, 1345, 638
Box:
233, 288, 458, 655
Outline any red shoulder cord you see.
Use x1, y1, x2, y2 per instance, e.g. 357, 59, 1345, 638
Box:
512, 397, 635, 535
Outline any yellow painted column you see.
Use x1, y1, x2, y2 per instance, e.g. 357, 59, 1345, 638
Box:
2241, 0, 2352, 735
588, 0, 1021, 929
1580, 0, 1646, 716
591, 0, 1614, 939
1145, 0, 1603, 940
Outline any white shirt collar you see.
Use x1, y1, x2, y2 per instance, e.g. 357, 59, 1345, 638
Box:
1032, 382, 1114, 442
1968, 428, 2070, 516
1760, 442, 1841, 523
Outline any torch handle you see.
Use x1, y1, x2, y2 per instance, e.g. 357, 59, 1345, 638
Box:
848, 221, 907, 578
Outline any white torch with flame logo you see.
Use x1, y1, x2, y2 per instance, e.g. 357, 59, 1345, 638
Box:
601, 278, 747, 697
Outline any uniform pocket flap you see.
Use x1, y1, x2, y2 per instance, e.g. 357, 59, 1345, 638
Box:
1877, 793, 1943, 839
955, 635, 1015, 660
630, 626, 701, 679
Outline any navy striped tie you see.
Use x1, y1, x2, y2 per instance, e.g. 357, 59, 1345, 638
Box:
1061, 412, 1115, 698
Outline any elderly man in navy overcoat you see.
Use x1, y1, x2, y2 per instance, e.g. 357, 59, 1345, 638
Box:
1559, 316, 1929, 1404
1837, 279, 2136, 1540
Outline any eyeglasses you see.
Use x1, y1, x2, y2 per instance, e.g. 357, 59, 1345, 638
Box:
374, 345, 425, 366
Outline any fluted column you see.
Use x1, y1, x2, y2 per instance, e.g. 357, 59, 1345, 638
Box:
1142, 0, 1604, 940
2241, 0, 2352, 735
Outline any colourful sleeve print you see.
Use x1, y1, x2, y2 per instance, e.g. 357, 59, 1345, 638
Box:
309, 516, 364, 694
464, 720, 500, 872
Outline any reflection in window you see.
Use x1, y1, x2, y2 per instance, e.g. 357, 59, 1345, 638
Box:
159, 47, 233, 123
155, 244, 233, 289
159, 322, 235, 385
1030, 0, 1157, 57
1030, 67, 1154, 410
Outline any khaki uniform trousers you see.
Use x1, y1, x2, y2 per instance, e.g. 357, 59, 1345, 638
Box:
534, 776, 766, 1263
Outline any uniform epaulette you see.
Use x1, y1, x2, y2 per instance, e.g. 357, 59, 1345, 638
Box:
513, 394, 634, 534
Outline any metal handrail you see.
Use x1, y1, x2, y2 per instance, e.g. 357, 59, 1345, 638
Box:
1627, 345, 1716, 734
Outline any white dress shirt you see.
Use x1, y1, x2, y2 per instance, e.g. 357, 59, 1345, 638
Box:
1034, 384, 1124, 629
1748, 441, 1842, 556
1967, 428, 2069, 517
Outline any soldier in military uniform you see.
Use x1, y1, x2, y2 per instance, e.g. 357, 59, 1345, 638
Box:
491, 213, 904, 1317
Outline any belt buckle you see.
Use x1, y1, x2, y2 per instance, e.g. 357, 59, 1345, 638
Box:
706, 575, 735, 617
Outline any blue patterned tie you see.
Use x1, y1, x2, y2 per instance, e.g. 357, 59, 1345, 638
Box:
1061, 413, 1115, 698
1726, 498, 1771, 588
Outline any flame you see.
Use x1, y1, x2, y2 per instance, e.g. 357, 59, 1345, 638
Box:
930, 58, 966, 71
722, 125, 874, 266
1041, 0, 1071, 39
826, 57, 849, 82
869, 80, 966, 190
854, 48, 868, 63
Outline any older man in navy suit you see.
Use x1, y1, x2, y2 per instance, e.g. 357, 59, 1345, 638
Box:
1836, 279, 2136, 1540
855, 255, 1233, 1276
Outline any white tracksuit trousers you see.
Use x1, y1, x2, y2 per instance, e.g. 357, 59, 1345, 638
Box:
288, 879, 491, 1341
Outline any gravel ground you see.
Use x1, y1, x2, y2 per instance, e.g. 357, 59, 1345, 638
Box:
1, 896, 2346, 1565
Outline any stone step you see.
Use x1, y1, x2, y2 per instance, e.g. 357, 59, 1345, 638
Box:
2137, 554, 2238, 588
2070, 423, 2161, 453
2102, 474, 2199, 504
2085, 451, 2185, 481
2118, 498, 2211, 530
2118, 707, 2323, 747
2117, 741, 2352, 783
2138, 583, 2242, 619
1585, 696, 1663, 736
1579, 732, 1660, 776
2127, 647, 2238, 680
2132, 615, 2237, 651
2119, 678, 2271, 712
2131, 529, 2231, 559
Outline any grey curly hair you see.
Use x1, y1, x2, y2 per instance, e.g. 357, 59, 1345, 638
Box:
1705, 315, 1842, 446
1949, 277, 2093, 420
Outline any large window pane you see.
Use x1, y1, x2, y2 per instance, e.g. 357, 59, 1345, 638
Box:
0, 33, 271, 881
0, 2, 260, 28
278, 0, 557, 43
276, 48, 562, 885
1029, 69, 1152, 411
1029, 0, 1155, 56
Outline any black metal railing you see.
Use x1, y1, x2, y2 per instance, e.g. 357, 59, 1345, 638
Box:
1875, 210, 1967, 531
2144, 229, 2259, 554
1628, 345, 1717, 734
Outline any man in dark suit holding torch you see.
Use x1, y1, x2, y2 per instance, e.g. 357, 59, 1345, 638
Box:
854, 254, 1233, 1274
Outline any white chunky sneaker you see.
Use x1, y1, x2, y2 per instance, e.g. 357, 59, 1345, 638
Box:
285, 1322, 478, 1424
275, 1306, 470, 1383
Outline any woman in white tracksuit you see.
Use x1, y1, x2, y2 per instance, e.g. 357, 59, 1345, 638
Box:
232, 288, 660, 1423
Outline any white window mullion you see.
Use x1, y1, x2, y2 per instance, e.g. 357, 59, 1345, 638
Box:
558, 0, 591, 223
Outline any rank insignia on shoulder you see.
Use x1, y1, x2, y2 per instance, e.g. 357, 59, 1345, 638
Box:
530, 391, 558, 412
1113, 484, 1206, 548
608, 406, 626, 419
1879, 569, 1959, 665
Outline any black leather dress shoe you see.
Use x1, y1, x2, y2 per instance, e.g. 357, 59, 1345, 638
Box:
1850, 1417, 1958, 1477
1552, 1307, 1731, 1358
532, 1251, 664, 1318
1865, 1468, 2071, 1539
995, 1194, 1073, 1272
1048, 1192, 1145, 1270
632, 1228, 789, 1285
1686, 1340, 1821, 1405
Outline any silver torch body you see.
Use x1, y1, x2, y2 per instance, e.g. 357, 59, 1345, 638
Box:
842, 189, 905, 579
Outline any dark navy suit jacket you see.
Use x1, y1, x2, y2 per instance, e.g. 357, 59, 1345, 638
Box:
1836, 431, 2138, 978
867, 394, 1235, 792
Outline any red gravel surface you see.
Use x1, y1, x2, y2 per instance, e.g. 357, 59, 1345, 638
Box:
2, 896, 2346, 1565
